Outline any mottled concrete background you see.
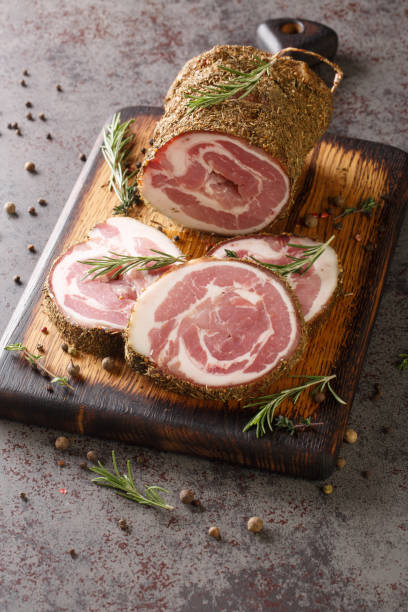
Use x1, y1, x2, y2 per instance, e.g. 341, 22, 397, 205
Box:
0, 1, 407, 610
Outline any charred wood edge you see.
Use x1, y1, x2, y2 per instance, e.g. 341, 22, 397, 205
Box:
0, 107, 407, 480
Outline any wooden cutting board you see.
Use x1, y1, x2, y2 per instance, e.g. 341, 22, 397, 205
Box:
1, 106, 407, 479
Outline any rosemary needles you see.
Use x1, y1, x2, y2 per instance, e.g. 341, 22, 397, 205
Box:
243, 375, 346, 438
90, 451, 174, 510
79, 249, 186, 280
3, 343, 73, 389
185, 57, 272, 113
226, 236, 335, 277
101, 113, 140, 215
334, 197, 379, 220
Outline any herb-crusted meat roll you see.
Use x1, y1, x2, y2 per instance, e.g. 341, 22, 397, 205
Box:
139, 45, 341, 235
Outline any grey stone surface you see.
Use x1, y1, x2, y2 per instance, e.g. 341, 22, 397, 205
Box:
0, 1, 407, 610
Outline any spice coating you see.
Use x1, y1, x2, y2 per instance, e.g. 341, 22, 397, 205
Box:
140, 45, 334, 230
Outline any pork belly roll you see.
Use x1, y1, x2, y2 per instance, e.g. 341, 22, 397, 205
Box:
44, 217, 183, 356
139, 45, 339, 235
209, 234, 340, 324
125, 258, 306, 400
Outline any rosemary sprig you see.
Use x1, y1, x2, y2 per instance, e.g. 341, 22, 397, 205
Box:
334, 197, 379, 220
185, 57, 273, 113
101, 113, 140, 215
274, 415, 324, 436
225, 236, 334, 277
243, 375, 346, 438
79, 249, 186, 280
89, 451, 174, 510
4, 343, 74, 389
397, 353, 408, 371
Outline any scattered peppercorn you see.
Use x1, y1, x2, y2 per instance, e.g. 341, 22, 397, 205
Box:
7, 123, 12, 129
79, 461, 88, 470
336, 457, 346, 469
361, 470, 371, 479
25, 161, 36, 173
55, 436, 70, 450
23, 69, 29, 76
79, 153, 86, 162
38, 112, 46, 121
208, 526, 221, 539
4, 201, 16, 214
354, 234, 362, 242
320, 211, 329, 219
101, 356, 115, 372
46, 133, 52, 140
174, 235, 180, 242
67, 360, 80, 378
314, 391, 326, 403
20, 492, 28, 502
247, 516, 263, 533
327, 206, 336, 215
191, 499, 201, 507
334, 222, 343, 230
179, 488, 195, 504
382, 425, 392, 434
13, 275, 21, 284
67, 548, 77, 559
41, 326, 48, 333
25, 101, 32, 107
56, 84, 63, 91
38, 198, 47, 206
304, 213, 318, 228
28, 206, 36, 215
118, 518, 128, 531
26, 112, 34, 121
61, 342, 68, 352
322, 484, 333, 495
372, 383, 382, 400
16, 129, 22, 136
136, 161, 142, 169
364, 242, 374, 252
67, 346, 78, 356
86, 450, 98, 463
331, 195, 345, 208
11, 122, 18, 129
28, 244, 36, 252
58, 460, 65, 468
149, 138, 154, 145
344, 428, 358, 444
20, 79, 27, 87
46, 384, 54, 393
141, 147, 146, 154
36, 344, 44, 352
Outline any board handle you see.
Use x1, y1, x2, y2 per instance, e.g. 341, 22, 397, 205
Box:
275, 47, 343, 93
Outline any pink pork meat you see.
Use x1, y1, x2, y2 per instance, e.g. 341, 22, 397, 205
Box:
209, 234, 339, 324
44, 217, 183, 355
125, 258, 305, 400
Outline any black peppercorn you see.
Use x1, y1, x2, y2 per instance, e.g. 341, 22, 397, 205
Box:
174, 235, 180, 242
56, 84, 63, 91
38, 198, 47, 206
149, 138, 154, 145
38, 113, 46, 121
26, 112, 34, 121
141, 147, 146, 154
79, 153, 86, 162
136, 162, 141, 169
25, 101, 32, 108
20, 79, 27, 87
13, 275, 21, 284
28, 206, 36, 215
46, 133, 52, 140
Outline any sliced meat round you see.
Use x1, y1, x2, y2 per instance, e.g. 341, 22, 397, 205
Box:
139, 45, 335, 235
44, 217, 183, 355
140, 131, 290, 235
209, 234, 339, 323
125, 258, 305, 400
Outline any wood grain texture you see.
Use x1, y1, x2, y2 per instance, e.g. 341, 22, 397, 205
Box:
0, 106, 407, 479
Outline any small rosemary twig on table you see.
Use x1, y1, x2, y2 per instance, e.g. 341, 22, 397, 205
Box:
397, 353, 408, 371
225, 236, 334, 277
3, 343, 74, 389
79, 249, 186, 280
243, 375, 346, 438
334, 197, 379, 220
89, 451, 174, 510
